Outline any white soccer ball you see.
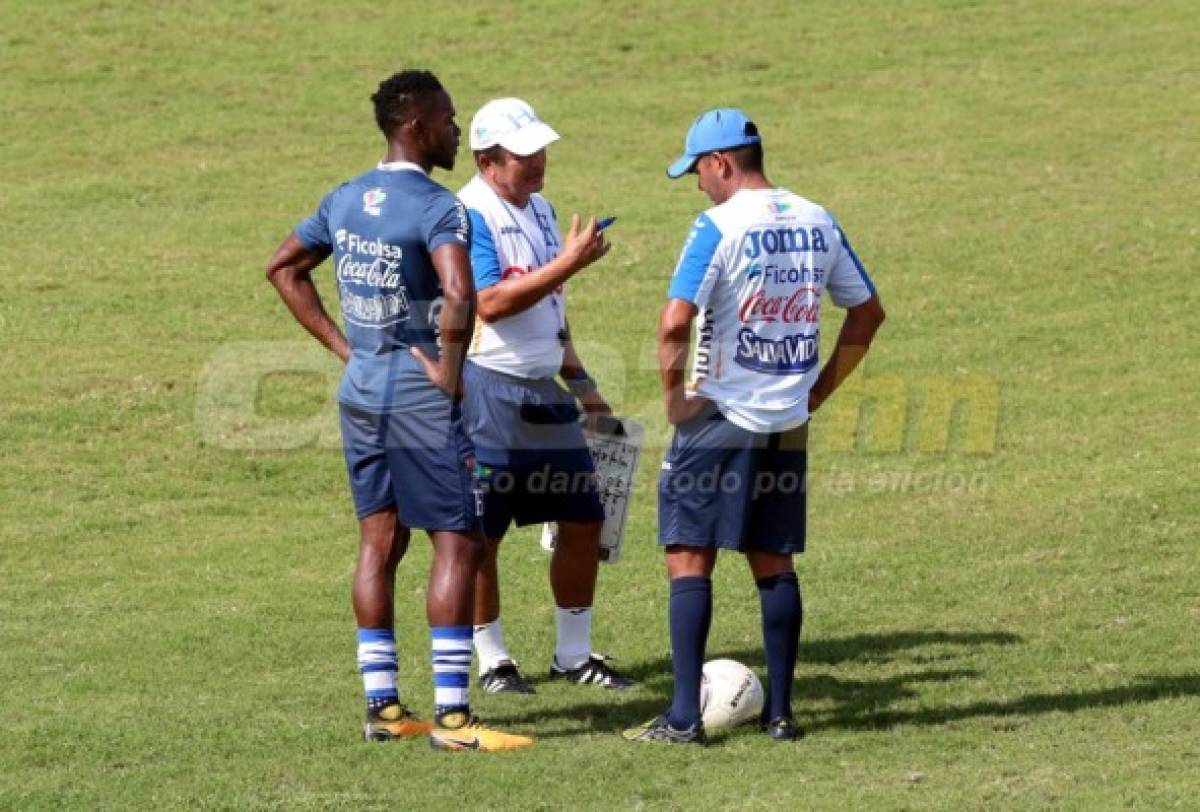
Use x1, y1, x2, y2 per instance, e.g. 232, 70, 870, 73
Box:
699, 659, 764, 731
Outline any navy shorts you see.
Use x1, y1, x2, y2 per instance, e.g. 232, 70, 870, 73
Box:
658, 403, 807, 554
462, 361, 604, 539
338, 393, 480, 533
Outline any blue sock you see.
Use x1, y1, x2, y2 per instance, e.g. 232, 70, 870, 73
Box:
357, 627, 399, 713
431, 626, 472, 724
667, 576, 712, 729
757, 572, 802, 721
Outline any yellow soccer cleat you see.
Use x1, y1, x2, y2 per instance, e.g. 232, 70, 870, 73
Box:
429, 714, 535, 752
363, 703, 434, 741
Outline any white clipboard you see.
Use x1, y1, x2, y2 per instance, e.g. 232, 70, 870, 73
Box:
540, 415, 644, 564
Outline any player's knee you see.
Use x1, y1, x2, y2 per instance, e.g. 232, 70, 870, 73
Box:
555, 521, 603, 552
746, 552, 793, 581
460, 533, 487, 566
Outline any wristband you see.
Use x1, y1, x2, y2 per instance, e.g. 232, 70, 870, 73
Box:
564, 373, 598, 398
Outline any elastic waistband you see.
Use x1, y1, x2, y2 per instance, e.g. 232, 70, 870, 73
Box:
465, 360, 555, 386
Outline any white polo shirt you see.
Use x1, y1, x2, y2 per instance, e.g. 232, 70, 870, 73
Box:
458, 175, 567, 380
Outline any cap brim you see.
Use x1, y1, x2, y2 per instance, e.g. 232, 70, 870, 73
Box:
666, 153, 699, 179
499, 121, 561, 156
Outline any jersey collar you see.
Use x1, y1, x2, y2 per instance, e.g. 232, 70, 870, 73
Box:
376, 160, 427, 174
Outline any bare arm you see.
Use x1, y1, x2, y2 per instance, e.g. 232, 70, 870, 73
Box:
410, 242, 476, 399
265, 233, 348, 362
477, 214, 609, 322
808, 294, 886, 414
658, 298, 709, 424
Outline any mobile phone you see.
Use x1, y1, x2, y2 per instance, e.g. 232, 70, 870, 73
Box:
597, 216, 617, 232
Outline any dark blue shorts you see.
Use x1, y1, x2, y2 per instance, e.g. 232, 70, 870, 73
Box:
658, 403, 807, 554
338, 395, 480, 533
462, 361, 604, 539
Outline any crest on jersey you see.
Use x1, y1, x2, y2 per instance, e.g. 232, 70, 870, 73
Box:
363, 188, 387, 216
769, 200, 792, 214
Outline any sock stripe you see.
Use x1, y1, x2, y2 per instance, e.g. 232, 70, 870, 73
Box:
433, 672, 470, 687
431, 626, 472, 712
433, 656, 471, 666
360, 662, 399, 673
358, 628, 400, 710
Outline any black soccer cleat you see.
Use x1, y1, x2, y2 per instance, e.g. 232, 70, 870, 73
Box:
548, 654, 637, 690
479, 660, 536, 695
623, 714, 706, 745
762, 716, 804, 741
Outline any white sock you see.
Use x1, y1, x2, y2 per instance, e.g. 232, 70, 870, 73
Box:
473, 619, 513, 675
555, 606, 593, 670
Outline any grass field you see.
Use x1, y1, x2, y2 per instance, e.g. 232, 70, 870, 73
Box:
2, 0, 1198, 808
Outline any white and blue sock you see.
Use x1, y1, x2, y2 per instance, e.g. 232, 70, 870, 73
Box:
357, 627, 399, 713
431, 626, 472, 722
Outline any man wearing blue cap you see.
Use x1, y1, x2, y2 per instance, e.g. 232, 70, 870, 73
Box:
625, 108, 886, 744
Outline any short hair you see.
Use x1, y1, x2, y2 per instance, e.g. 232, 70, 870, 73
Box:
727, 142, 764, 174
371, 70, 444, 138
473, 145, 508, 167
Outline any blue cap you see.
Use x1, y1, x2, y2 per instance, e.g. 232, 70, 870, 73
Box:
666, 108, 762, 179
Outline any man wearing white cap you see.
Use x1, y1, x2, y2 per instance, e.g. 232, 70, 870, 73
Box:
457, 98, 636, 694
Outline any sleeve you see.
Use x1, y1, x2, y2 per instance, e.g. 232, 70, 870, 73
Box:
667, 212, 723, 307
294, 191, 335, 251
421, 190, 471, 254
825, 219, 877, 308
466, 208, 502, 290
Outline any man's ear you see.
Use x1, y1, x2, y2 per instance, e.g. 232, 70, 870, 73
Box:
716, 151, 734, 179
402, 115, 424, 146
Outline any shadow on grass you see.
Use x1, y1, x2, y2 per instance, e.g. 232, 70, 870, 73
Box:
811, 674, 1200, 732
489, 629, 1018, 738
800, 630, 1021, 666
486, 629, 1200, 741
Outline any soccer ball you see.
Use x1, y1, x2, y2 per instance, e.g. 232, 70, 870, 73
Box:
700, 659, 764, 731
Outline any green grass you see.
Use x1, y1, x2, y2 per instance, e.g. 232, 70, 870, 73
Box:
2, 0, 1197, 808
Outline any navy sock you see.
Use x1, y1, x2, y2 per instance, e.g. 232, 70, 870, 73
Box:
757, 571, 802, 722
667, 576, 712, 729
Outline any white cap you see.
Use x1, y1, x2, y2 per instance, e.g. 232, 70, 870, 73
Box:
469, 97, 560, 156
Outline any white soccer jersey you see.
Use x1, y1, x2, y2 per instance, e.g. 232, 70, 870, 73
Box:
668, 187, 876, 433
458, 175, 566, 379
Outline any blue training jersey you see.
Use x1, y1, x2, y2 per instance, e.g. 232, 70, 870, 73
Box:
295, 162, 470, 413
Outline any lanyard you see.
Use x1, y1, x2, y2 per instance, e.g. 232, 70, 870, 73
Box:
497, 194, 555, 269
493, 189, 565, 330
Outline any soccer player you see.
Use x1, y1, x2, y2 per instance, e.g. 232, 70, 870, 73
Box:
456, 98, 635, 693
625, 108, 886, 744
265, 70, 532, 751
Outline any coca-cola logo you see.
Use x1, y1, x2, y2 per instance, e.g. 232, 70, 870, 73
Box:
738, 286, 820, 324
